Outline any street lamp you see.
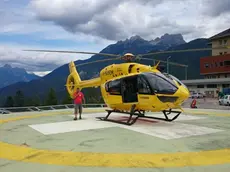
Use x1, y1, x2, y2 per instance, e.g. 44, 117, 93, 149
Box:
167, 56, 171, 74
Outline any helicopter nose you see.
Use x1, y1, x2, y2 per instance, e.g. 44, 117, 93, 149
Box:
180, 87, 190, 100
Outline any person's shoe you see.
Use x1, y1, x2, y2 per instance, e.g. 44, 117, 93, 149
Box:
79, 116, 82, 119
74, 117, 77, 120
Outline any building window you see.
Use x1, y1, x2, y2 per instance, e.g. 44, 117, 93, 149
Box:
219, 52, 223, 55
220, 62, 223, 66
225, 74, 228, 78
215, 62, 218, 67
224, 40, 227, 45
223, 84, 230, 88
197, 85, 204, 88
219, 40, 222, 45
224, 52, 227, 54
224, 60, 230, 66
207, 84, 217, 88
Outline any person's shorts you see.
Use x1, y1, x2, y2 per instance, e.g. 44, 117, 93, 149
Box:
74, 104, 82, 114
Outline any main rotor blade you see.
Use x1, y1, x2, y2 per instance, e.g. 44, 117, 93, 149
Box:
23, 49, 120, 57
140, 57, 188, 67
76, 57, 121, 67
139, 47, 229, 57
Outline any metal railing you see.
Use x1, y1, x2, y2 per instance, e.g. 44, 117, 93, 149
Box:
0, 103, 106, 114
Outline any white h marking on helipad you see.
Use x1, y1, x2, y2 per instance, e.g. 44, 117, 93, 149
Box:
29, 120, 118, 135
121, 122, 222, 140
29, 113, 223, 139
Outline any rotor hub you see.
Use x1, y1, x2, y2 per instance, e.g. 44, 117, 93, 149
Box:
122, 53, 135, 62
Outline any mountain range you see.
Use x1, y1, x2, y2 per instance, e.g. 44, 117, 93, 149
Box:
0, 64, 40, 89
0, 33, 211, 106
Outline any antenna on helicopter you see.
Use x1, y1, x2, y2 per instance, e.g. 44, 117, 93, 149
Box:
153, 61, 161, 69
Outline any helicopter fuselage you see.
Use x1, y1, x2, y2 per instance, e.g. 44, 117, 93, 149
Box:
99, 62, 190, 112
66, 61, 189, 112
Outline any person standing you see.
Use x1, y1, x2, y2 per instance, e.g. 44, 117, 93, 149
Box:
73, 88, 85, 120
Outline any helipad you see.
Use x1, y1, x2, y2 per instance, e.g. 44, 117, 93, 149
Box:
0, 108, 230, 171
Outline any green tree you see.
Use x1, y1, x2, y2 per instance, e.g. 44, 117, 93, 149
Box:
32, 95, 41, 106
24, 97, 33, 106
14, 90, 25, 107
31, 95, 41, 106
4, 96, 14, 107
62, 92, 73, 104
45, 88, 58, 105
24, 95, 40, 106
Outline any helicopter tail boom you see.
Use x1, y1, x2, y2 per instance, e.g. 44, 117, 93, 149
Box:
79, 77, 101, 88
66, 61, 101, 98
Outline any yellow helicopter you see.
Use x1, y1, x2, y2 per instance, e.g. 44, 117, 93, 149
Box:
24, 46, 229, 125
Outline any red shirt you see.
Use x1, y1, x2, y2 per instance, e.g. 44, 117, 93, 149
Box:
73, 91, 84, 104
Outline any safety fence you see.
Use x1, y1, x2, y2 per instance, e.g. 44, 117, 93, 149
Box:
0, 104, 106, 114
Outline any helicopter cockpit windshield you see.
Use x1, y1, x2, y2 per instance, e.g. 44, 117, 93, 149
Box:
162, 73, 188, 90
142, 72, 178, 94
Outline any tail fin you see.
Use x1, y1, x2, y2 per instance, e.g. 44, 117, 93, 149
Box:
68, 61, 81, 83
66, 61, 81, 98
153, 61, 160, 69
66, 61, 101, 98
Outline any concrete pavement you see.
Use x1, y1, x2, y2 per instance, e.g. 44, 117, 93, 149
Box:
0, 108, 230, 171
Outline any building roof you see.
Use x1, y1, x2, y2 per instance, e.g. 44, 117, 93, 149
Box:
181, 78, 230, 85
200, 53, 230, 60
209, 28, 230, 40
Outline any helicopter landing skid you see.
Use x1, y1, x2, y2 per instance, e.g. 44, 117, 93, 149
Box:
96, 104, 140, 126
96, 106, 182, 126
144, 109, 182, 122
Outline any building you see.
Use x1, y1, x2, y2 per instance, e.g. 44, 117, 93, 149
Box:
200, 54, 230, 79
182, 28, 230, 98
182, 78, 230, 98
209, 28, 230, 56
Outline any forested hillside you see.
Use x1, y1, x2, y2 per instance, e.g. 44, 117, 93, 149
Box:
0, 34, 211, 107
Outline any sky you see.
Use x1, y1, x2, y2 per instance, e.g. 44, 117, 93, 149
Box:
0, 0, 229, 76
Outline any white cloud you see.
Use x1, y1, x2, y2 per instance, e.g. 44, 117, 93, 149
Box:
0, 43, 108, 73
200, 0, 230, 17
32, 71, 51, 76
29, 0, 230, 41
0, 0, 229, 75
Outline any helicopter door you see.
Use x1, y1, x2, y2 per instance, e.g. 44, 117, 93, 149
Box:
121, 75, 138, 103
137, 75, 153, 108
105, 79, 123, 104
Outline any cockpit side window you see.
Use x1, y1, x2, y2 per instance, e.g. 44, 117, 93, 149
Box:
138, 75, 152, 94
105, 79, 121, 95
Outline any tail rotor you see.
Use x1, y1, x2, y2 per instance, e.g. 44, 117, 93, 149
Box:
66, 61, 81, 98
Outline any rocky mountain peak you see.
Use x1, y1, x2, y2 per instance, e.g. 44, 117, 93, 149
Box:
3, 64, 12, 68
129, 35, 143, 41
0, 64, 40, 89
150, 33, 186, 46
